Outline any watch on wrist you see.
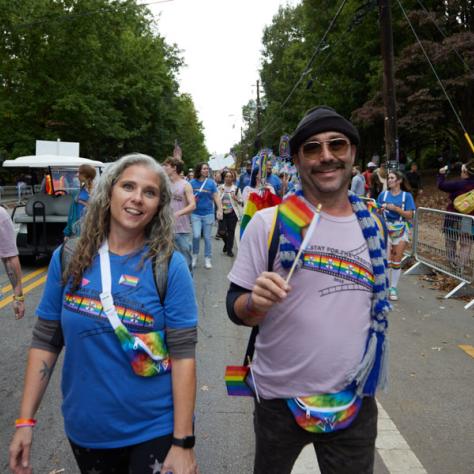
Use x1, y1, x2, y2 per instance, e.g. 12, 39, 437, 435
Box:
171, 435, 195, 449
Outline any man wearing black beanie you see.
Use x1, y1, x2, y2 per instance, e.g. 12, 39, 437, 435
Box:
227, 105, 389, 474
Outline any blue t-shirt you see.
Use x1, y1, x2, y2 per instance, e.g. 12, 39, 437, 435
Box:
377, 190, 416, 222
237, 172, 251, 192
37, 247, 197, 448
190, 178, 218, 216
266, 173, 282, 196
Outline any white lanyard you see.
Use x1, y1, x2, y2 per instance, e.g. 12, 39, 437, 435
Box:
98, 241, 163, 361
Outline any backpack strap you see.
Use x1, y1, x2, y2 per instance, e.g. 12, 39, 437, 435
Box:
244, 206, 280, 366
60, 237, 79, 274
152, 252, 172, 304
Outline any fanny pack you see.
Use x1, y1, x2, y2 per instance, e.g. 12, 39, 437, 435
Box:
386, 221, 406, 239
99, 241, 171, 377
286, 386, 362, 434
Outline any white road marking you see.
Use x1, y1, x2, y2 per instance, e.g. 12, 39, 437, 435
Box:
291, 401, 427, 474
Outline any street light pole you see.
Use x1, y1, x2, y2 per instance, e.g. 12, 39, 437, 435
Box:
255, 80, 262, 152
379, 0, 398, 166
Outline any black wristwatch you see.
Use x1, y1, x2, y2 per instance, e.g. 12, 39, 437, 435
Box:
171, 435, 195, 449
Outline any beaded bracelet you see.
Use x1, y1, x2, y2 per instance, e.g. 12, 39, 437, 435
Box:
15, 418, 37, 428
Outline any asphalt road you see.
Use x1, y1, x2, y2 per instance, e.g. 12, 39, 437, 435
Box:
1, 237, 473, 474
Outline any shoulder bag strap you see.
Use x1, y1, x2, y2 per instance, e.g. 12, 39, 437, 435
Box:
98, 241, 162, 361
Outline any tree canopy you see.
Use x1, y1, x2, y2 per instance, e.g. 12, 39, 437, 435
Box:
238, 0, 474, 166
0, 0, 207, 168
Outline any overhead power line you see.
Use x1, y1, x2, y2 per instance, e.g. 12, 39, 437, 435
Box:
415, 0, 472, 73
396, 0, 474, 153
256, 0, 349, 139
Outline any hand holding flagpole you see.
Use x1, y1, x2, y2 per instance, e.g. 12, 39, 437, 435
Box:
285, 204, 322, 284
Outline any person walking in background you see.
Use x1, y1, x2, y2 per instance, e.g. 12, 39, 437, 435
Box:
163, 157, 196, 272
190, 162, 223, 269
63, 164, 96, 240
0, 206, 25, 319
227, 106, 390, 474
406, 162, 423, 202
437, 160, 474, 274
362, 162, 377, 196
218, 170, 242, 258
265, 158, 282, 196
377, 170, 416, 301
370, 162, 388, 198
9, 153, 199, 474
237, 160, 252, 193
350, 165, 366, 196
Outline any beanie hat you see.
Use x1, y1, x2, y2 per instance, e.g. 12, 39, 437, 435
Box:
289, 106, 360, 155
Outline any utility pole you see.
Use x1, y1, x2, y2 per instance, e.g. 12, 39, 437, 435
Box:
255, 80, 262, 152
379, 0, 398, 166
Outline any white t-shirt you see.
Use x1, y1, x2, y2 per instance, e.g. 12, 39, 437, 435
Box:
228, 205, 373, 398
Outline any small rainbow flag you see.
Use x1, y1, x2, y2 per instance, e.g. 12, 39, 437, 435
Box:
119, 274, 139, 287
224, 365, 253, 396
278, 195, 314, 248
240, 189, 282, 237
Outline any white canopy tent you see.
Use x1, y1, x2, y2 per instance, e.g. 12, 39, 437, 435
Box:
207, 154, 235, 170
3, 154, 104, 168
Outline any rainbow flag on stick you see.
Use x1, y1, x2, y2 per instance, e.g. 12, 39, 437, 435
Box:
240, 189, 282, 237
224, 365, 253, 396
278, 195, 315, 248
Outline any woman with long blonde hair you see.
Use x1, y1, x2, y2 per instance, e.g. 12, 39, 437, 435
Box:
9, 153, 199, 474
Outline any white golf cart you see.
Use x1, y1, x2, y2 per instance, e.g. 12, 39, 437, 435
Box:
3, 154, 103, 261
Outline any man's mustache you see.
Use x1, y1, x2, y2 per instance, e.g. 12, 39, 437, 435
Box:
310, 161, 345, 173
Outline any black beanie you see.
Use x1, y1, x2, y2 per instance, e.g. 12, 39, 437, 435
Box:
289, 106, 360, 155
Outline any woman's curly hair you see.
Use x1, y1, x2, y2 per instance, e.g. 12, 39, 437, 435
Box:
63, 153, 174, 290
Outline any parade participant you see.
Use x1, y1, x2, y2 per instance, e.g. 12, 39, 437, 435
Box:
370, 162, 387, 198
237, 160, 252, 193
63, 164, 96, 239
350, 165, 366, 196
190, 162, 223, 269
163, 157, 196, 272
362, 162, 377, 196
241, 167, 276, 205
226, 106, 390, 474
437, 160, 474, 273
406, 162, 423, 202
9, 154, 199, 474
377, 170, 416, 301
265, 159, 282, 196
0, 207, 25, 319
218, 170, 242, 258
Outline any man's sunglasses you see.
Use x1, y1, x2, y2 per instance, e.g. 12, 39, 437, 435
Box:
301, 138, 351, 159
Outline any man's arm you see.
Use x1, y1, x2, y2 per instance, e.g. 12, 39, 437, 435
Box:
175, 182, 196, 218
2, 255, 25, 319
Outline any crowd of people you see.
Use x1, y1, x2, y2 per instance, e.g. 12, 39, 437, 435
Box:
4, 105, 474, 474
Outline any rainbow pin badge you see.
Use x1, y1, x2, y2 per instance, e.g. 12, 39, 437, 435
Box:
119, 274, 139, 287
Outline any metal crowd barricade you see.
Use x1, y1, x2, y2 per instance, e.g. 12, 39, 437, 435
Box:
405, 207, 474, 309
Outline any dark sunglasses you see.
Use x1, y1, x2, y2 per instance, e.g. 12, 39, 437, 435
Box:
301, 138, 351, 159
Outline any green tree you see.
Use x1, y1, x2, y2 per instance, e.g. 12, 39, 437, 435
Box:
0, 0, 207, 164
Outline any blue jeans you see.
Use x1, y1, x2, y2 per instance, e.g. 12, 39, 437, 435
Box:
191, 213, 214, 258
174, 233, 192, 272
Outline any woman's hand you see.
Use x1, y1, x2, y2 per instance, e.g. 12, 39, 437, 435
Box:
216, 210, 223, 221
9, 427, 33, 474
161, 446, 198, 474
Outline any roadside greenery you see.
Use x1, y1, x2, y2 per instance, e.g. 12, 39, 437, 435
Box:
0, 0, 207, 168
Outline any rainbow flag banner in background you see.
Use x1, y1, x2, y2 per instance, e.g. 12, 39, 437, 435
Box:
278, 194, 314, 248
240, 189, 282, 237
224, 365, 253, 396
